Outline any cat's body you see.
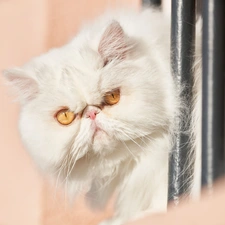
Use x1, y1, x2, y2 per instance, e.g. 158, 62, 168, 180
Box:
4, 8, 201, 225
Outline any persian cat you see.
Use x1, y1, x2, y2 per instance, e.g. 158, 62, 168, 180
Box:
4, 7, 201, 225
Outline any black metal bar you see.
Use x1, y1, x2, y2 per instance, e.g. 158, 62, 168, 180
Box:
142, 0, 161, 7
168, 0, 196, 205
201, 1, 225, 189
197, 0, 202, 15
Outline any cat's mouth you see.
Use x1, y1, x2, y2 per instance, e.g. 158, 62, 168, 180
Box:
93, 126, 106, 138
91, 122, 107, 142
93, 127, 101, 135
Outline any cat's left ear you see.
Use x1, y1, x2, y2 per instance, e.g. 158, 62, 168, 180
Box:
98, 21, 129, 65
3, 68, 39, 104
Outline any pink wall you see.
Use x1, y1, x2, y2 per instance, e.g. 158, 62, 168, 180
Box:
0, 1, 140, 225
0, 1, 47, 225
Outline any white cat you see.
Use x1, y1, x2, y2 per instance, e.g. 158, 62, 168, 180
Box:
4, 8, 201, 225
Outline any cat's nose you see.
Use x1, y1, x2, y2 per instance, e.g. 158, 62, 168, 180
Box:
86, 110, 98, 120
84, 106, 101, 120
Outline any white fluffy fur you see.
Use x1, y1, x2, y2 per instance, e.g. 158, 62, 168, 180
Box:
4, 8, 201, 225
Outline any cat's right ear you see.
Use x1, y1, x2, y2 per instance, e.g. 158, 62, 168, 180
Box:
98, 21, 127, 66
3, 68, 39, 104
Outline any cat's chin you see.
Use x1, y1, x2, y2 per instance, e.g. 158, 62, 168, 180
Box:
91, 131, 116, 155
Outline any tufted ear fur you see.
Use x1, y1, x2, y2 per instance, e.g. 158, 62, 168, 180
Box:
98, 21, 128, 65
3, 68, 39, 104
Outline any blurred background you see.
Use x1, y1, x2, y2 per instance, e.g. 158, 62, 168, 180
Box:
0, 1, 140, 225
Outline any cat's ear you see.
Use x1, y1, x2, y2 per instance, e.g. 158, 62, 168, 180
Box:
98, 21, 128, 65
3, 68, 39, 103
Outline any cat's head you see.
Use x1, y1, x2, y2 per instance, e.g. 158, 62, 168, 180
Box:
4, 20, 175, 178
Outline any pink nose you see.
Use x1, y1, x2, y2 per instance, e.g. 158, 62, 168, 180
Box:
86, 110, 98, 120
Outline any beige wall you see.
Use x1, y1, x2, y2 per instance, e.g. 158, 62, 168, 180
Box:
0, 1, 140, 225
0, 1, 47, 225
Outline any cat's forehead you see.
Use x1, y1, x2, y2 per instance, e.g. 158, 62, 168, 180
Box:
31, 43, 101, 72
31, 44, 129, 89
26, 39, 137, 112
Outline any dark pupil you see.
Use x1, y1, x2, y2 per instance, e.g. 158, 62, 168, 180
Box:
112, 93, 115, 98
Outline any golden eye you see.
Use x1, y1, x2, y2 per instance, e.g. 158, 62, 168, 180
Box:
103, 89, 120, 105
55, 108, 76, 125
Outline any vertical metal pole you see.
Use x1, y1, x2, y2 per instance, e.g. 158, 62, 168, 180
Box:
202, 1, 225, 189
197, 0, 202, 14
142, 0, 161, 7
168, 0, 196, 204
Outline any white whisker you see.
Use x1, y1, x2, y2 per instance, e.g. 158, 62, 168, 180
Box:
117, 128, 148, 154
121, 140, 137, 159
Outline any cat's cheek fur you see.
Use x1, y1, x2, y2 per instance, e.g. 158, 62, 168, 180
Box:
18, 106, 80, 173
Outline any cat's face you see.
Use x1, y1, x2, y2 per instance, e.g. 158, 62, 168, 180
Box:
4, 21, 174, 177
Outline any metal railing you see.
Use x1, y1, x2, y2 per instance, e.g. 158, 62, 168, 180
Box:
201, 0, 225, 189
143, 0, 225, 204
169, 0, 195, 204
